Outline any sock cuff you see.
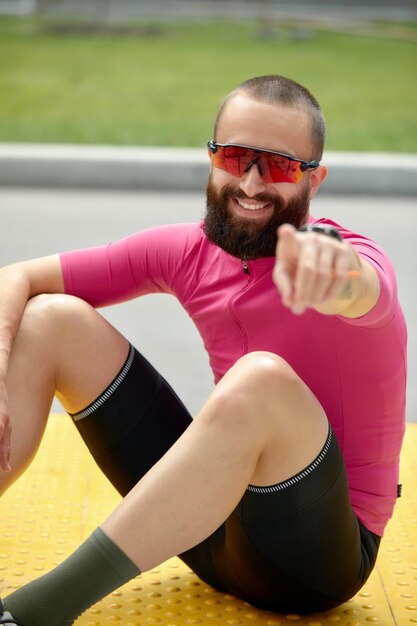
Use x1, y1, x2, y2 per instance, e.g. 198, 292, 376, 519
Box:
91, 527, 140, 581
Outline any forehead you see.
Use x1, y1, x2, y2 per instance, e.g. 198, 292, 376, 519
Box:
216, 94, 313, 159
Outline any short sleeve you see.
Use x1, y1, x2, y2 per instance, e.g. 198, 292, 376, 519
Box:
60, 223, 199, 308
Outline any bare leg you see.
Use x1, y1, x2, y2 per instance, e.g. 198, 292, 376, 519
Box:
101, 351, 329, 570
0, 294, 129, 495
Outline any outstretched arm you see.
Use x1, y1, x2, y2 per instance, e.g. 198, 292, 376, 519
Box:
273, 223, 380, 318
0, 255, 64, 471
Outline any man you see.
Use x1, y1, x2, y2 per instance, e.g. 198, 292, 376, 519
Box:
0, 75, 406, 625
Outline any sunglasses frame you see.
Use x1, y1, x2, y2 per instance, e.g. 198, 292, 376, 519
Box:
207, 140, 320, 183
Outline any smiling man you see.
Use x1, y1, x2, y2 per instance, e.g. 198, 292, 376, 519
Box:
0, 76, 407, 625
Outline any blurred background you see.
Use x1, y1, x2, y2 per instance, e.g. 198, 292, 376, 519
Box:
0, 0, 416, 151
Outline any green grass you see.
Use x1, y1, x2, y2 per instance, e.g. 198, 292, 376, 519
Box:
0, 16, 416, 151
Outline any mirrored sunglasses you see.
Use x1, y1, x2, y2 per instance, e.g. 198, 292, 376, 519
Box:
207, 140, 320, 184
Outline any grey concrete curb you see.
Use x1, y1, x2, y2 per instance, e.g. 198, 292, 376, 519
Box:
0, 143, 416, 196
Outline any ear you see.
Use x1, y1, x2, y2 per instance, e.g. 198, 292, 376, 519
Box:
308, 165, 328, 200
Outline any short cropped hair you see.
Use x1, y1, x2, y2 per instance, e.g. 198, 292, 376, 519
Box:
213, 75, 326, 161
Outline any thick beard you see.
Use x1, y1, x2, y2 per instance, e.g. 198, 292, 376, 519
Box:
203, 175, 311, 260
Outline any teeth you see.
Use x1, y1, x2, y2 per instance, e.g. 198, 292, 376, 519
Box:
237, 198, 268, 211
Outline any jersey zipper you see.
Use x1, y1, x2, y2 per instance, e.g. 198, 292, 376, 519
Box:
228, 260, 252, 354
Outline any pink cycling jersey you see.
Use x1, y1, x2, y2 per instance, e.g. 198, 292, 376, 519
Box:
60, 216, 407, 537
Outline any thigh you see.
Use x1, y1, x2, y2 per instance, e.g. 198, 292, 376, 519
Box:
181, 425, 380, 614
70, 345, 193, 495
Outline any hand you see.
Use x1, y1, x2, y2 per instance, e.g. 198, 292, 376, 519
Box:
273, 223, 358, 315
0, 378, 12, 472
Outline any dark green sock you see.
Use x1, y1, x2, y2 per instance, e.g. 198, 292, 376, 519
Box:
3, 527, 140, 626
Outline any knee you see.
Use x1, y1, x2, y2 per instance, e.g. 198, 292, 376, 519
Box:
228, 351, 300, 397
204, 351, 326, 447
205, 352, 301, 426
18, 294, 93, 340
23, 293, 91, 319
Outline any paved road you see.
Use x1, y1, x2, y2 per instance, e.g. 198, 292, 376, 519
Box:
1, 187, 415, 421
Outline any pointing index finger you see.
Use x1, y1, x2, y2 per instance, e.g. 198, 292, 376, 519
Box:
274, 224, 299, 305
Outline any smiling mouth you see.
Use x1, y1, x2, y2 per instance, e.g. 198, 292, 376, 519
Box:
235, 198, 271, 211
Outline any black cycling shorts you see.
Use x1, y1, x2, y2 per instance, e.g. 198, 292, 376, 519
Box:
69, 344, 380, 614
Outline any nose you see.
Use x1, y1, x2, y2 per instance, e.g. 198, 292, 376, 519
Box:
239, 159, 267, 197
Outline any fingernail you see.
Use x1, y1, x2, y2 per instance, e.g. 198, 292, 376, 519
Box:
292, 306, 305, 315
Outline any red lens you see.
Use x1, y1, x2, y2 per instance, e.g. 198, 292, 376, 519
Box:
262, 153, 303, 184
211, 145, 254, 177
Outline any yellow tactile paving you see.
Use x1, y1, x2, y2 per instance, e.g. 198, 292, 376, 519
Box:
1, 415, 416, 625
